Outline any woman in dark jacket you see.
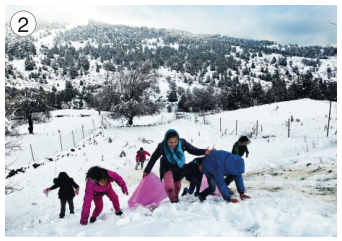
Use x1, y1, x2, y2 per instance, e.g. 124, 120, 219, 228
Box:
46, 172, 79, 218
143, 129, 215, 203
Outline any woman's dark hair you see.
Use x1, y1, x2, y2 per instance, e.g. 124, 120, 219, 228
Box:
85, 166, 109, 181
195, 157, 204, 166
166, 131, 178, 141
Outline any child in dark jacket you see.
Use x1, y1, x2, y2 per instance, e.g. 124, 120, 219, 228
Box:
181, 157, 204, 197
45, 172, 79, 218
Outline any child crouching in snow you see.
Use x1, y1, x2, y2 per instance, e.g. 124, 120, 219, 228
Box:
181, 157, 204, 197
80, 166, 129, 225
45, 172, 79, 218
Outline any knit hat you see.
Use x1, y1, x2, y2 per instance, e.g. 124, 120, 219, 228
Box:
238, 136, 251, 146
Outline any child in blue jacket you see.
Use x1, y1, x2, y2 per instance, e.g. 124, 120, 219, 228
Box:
197, 150, 251, 203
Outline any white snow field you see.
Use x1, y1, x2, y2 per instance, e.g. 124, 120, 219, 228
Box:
5, 99, 337, 237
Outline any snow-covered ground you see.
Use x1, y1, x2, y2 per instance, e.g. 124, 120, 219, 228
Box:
5, 99, 337, 237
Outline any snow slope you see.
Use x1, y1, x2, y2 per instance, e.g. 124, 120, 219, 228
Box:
5, 99, 337, 237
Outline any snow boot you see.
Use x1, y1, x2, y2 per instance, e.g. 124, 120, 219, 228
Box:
70, 211, 74, 214
89, 217, 96, 223
198, 194, 206, 202
59, 214, 65, 219
115, 209, 123, 216
227, 187, 234, 195
171, 196, 179, 203
181, 188, 188, 196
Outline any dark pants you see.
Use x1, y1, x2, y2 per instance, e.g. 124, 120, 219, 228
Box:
60, 198, 74, 216
141, 159, 145, 169
185, 176, 197, 194
200, 175, 235, 198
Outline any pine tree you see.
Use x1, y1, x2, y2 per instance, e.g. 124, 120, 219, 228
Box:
25, 56, 36, 71
168, 81, 178, 102
69, 66, 79, 79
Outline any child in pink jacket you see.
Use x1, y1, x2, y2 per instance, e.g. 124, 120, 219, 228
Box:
80, 166, 128, 225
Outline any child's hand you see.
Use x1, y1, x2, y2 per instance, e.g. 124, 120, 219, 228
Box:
75, 189, 79, 195
246, 154, 249, 158
143, 172, 149, 179
228, 198, 240, 203
121, 185, 129, 195
46, 188, 50, 191
240, 193, 251, 200
80, 219, 88, 225
205, 148, 217, 155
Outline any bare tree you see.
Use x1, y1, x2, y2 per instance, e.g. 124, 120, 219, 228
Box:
102, 61, 164, 125
5, 88, 50, 134
5, 139, 21, 158
5, 138, 23, 195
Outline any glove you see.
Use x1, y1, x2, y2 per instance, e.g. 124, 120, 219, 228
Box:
121, 185, 129, 195
80, 218, 88, 225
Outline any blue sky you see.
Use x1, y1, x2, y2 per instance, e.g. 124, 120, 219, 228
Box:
5, 5, 337, 46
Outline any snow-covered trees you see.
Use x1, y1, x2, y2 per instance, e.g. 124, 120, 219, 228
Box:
100, 61, 164, 125
5, 88, 50, 134
168, 81, 178, 102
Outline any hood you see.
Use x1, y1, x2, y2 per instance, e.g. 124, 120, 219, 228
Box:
224, 154, 245, 175
58, 172, 70, 180
164, 129, 180, 142
54, 172, 71, 184
238, 136, 251, 146
163, 129, 186, 168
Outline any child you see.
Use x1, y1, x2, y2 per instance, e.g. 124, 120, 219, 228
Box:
197, 150, 251, 203
80, 166, 128, 225
45, 172, 79, 218
135, 147, 151, 170
232, 136, 251, 158
181, 157, 204, 197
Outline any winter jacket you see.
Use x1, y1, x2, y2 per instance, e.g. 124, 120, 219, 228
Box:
232, 136, 251, 157
202, 150, 245, 201
184, 159, 203, 193
49, 172, 79, 200
232, 142, 249, 157
144, 139, 207, 182
136, 150, 151, 162
81, 169, 126, 221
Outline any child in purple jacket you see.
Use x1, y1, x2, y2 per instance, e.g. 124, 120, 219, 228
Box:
80, 166, 128, 225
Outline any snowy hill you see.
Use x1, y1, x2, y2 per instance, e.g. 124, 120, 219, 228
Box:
5, 20, 337, 95
5, 99, 337, 237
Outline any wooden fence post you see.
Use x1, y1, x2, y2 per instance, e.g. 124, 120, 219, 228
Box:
92, 119, 95, 131
288, 118, 290, 138
72, 131, 75, 147
30, 144, 35, 162
256, 120, 258, 137
82, 125, 84, 138
327, 100, 332, 137
59, 134, 63, 151
236, 120, 238, 135
220, 118, 221, 132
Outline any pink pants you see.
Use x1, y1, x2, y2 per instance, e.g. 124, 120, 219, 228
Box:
91, 187, 120, 218
164, 170, 182, 202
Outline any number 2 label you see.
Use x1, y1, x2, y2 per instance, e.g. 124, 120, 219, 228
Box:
10, 11, 36, 37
